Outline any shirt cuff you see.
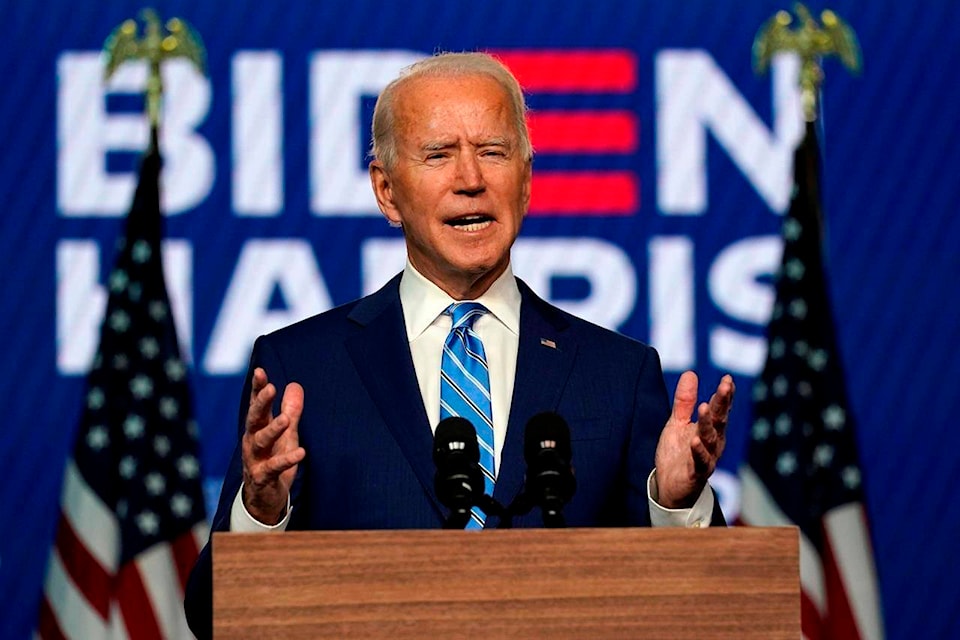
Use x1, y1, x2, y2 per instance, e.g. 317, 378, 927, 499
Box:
229, 484, 292, 532
646, 469, 714, 528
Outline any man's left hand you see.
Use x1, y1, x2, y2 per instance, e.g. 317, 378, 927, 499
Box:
654, 371, 735, 509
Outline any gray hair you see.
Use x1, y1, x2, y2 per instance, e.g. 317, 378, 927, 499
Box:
370, 52, 533, 168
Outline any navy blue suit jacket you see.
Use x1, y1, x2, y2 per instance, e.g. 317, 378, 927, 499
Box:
184, 274, 723, 637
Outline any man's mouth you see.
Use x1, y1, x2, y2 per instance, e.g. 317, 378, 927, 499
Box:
446, 214, 494, 232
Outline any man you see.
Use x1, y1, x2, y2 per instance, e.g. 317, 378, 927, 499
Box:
185, 52, 734, 636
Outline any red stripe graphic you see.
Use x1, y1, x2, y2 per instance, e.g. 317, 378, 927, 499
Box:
116, 563, 164, 640
54, 512, 112, 619
492, 50, 636, 92
492, 50, 640, 216
530, 172, 637, 215
529, 111, 638, 153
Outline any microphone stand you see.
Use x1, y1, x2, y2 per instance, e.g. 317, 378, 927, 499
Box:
442, 494, 508, 529
505, 492, 568, 528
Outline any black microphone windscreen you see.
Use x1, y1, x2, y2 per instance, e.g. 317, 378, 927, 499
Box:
433, 416, 479, 465
524, 412, 571, 463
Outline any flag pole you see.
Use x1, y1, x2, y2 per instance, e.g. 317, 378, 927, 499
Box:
741, 5, 883, 640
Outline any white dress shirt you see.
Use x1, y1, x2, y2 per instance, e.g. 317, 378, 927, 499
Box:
401, 261, 520, 475
231, 261, 714, 531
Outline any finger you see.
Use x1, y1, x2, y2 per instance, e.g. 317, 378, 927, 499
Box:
670, 371, 700, 422
249, 367, 269, 403
708, 374, 735, 426
696, 402, 720, 449
246, 381, 277, 433
257, 446, 307, 480
247, 368, 275, 423
249, 412, 290, 454
280, 382, 305, 428
690, 435, 712, 475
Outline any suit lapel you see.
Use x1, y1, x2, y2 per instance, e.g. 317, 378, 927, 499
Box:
493, 280, 578, 512
345, 276, 443, 518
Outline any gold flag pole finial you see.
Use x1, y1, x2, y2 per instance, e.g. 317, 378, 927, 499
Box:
753, 3, 861, 121
103, 8, 207, 135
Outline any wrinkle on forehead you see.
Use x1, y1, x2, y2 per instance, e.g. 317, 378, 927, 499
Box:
393, 75, 518, 153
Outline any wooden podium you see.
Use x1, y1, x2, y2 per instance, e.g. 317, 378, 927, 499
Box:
213, 527, 798, 638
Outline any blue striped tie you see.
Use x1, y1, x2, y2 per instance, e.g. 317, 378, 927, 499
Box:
440, 302, 495, 529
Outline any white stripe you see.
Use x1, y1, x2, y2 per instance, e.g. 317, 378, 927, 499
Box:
192, 520, 211, 549
739, 466, 826, 616
439, 398, 456, 416
62, 460, 120, 572
824, 503, 885, 640
469, 509, 485, 527
109, 600, 129, 640
43, 547, 111, 638
478, 438, 494, 457
440, 374, 494, 429
444, 349, 492, 400
136, 544, 192, 640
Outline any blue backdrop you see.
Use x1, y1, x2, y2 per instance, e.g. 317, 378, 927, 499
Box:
2, 1, 958, 638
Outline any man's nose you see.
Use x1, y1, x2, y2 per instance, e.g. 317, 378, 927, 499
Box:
454, 153, 485, 194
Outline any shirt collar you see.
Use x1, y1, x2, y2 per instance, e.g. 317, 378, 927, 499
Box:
398, 260, 521, 341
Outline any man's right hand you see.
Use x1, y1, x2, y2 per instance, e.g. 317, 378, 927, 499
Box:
241, 367, 306, 525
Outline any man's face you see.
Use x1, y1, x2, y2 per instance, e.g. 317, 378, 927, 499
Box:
370, 74, 532, 299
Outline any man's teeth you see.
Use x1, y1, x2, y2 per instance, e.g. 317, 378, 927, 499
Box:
449, 216, 492, 231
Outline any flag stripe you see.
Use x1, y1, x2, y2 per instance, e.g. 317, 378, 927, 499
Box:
739, 466, 826, 615
528, 111, 638, 153
116, 563, 164, 639
36, 597, 68, 640
61, 460, 119, 573
492, 50, 636, 92
801, 590, 823, 640
529, 172, 637, 215
53, 513, 113, 619
171, 524, 206, 589
137, 544, 193, 639
821, 528, 860, 638
41, 550, 112, 638
824, 505, 884, 639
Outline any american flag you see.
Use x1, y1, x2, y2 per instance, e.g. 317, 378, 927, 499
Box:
37, 130, 208, 639
739, 122, 884, 640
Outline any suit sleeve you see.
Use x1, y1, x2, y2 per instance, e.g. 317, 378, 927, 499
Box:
623, 345, 671, 526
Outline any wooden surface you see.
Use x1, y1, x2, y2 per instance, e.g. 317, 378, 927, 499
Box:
213, 527, 799, 639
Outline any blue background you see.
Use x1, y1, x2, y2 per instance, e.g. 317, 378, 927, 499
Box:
2, 1, 958, 638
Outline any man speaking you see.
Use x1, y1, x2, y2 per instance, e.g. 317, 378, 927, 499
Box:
185, 52, 734, 637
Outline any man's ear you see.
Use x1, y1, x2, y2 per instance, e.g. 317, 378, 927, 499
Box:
521, 158, 533, 215
369, 161, 402, 227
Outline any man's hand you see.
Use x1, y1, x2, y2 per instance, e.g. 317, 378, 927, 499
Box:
241, 367, 306, 525
654, 371, 735, 509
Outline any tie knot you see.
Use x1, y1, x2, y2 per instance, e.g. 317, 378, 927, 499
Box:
446, 302, 487, 331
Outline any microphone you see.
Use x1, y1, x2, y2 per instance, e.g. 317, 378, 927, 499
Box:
523, 412, 576, 527
433, 416, 484, 529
